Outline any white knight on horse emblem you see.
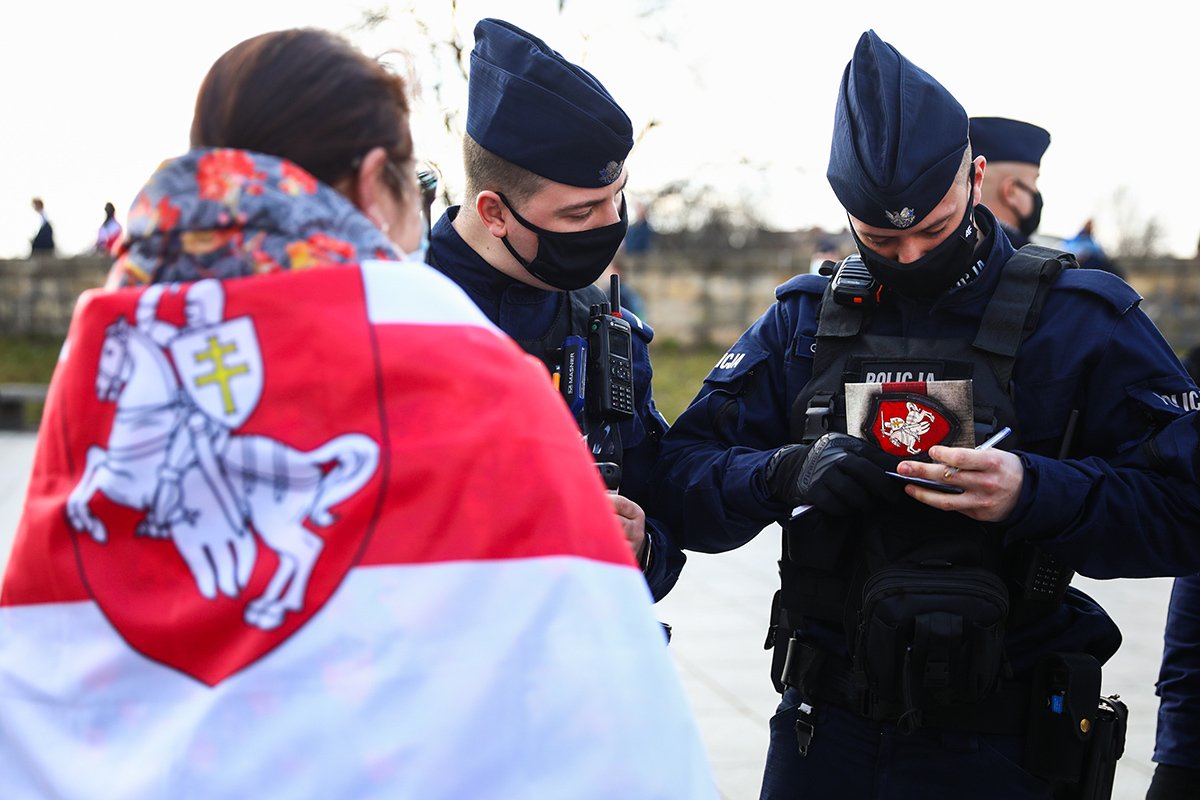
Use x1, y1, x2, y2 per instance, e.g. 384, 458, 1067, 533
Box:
880, 401, 936, 455
66, 280, 380, 630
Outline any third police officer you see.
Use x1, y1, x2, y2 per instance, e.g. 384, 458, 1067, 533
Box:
970, 116, 1050, 250
658, 30, 1200, 799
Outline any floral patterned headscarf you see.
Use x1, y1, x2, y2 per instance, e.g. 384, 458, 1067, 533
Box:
108, 148, 398, 288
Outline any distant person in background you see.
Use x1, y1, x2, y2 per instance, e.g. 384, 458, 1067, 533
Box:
416, 162, 439, 238
809, 233, 843, 274
29, 197, 54, 255
94, 201, 122, 255
1064, 218, 1124, 277
624, 197, 655, 254
617, 197, 654, 316
969, 116, 1049, 250
600, 258, 648, 321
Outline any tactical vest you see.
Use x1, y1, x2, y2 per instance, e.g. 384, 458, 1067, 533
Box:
511, 285, 607, 373
774, 246, 1076, 720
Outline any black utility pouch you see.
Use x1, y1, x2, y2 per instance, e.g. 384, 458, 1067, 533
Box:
853, 563, 1009, 721
1071, 695, 1127, 800
1024, 653, 1101, 782
782, 517, 856, 624
766, 589, 789, 694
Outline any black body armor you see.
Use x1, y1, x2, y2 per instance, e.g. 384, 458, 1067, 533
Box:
773, 246, 1077, 727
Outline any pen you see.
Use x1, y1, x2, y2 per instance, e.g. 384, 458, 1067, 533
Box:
943, 426, 1012, 479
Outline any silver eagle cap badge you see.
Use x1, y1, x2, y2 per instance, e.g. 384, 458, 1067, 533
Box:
885, 207, 917, 228
598, 160, 624, 185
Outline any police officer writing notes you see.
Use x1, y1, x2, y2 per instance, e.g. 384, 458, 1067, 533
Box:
428, 19, 683, 600
657, 31, 1200, 799
970, 116, 1049, 249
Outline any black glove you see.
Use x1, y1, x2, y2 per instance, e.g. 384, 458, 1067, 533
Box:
765, 433, 903, 516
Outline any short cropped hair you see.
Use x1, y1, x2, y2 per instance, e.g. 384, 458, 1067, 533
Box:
958, 146, 974, 185
462, 134, 548, 206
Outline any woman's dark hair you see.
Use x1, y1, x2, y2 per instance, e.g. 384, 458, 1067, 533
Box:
191, 28, 412, 192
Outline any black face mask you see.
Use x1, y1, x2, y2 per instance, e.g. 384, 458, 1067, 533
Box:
1015, 183, 1043, 238
497, 194, 628, 291
852, 177, 980, 298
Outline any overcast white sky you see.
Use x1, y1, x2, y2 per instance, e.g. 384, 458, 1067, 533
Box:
2, 1, 1196, 259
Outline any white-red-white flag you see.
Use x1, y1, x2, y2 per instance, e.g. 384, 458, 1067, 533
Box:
0, 262, 716, 799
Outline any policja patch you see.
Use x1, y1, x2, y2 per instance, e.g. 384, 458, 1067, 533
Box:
845, 379, 975, 457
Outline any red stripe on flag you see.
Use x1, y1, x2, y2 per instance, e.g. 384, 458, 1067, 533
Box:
881, 381, 928, 394
360, 323, 633, 568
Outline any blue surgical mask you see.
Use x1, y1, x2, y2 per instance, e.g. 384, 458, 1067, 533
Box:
399, 218, 429, 265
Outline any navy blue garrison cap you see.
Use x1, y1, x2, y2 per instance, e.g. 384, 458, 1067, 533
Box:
969, 117, 1051, 166
467, 18, 633, 188
827, 30, 969, 230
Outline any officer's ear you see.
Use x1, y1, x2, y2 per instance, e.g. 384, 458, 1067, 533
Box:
998, 175, 1022, 209
476, 191, 509, 238
971, 155, 986, 208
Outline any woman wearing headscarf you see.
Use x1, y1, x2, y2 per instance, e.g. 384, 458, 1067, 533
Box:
0, 28, 713, 800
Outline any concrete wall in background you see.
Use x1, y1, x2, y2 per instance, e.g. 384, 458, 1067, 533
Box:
2, 254, 1198, 355
0, 257, 109, 337
1126, 257, 1200, 355
625, 252, 1200, 353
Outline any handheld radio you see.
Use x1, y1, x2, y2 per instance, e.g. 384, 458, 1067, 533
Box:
830, 254, 882, 307
586, 274, 635, 421
569, 274, 633, 491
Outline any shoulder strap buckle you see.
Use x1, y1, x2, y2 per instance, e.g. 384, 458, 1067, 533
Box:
803, 392, 835, 443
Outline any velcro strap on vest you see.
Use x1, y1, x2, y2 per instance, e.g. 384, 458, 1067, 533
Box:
973, 245, 1071, 387
813, 283, 866, 377
815, 281, 866, 338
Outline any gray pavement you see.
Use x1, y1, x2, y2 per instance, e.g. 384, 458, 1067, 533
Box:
0, 431, 1176, 799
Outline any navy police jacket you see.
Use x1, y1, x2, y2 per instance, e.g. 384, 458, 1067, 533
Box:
429, 209, 684, 601
1155, 574, 1200, 768
1140, 412, 1200, 768
657, 207, 1200, 667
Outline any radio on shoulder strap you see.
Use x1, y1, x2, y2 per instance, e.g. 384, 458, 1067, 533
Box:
830, 254, 882, 308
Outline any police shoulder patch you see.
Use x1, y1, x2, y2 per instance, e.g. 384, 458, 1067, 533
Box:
1054, 270, 1141, 314
704, 346, 768, 384
622, 308, 654, 343
775, 273, 828, 301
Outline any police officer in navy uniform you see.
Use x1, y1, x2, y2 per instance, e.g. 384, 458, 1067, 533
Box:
970, 117, 1050, 250
1149, 573, 1200, 799
427, 19, 683, 601
1145, 355, 1200, 800
657, 30, 1200, 798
